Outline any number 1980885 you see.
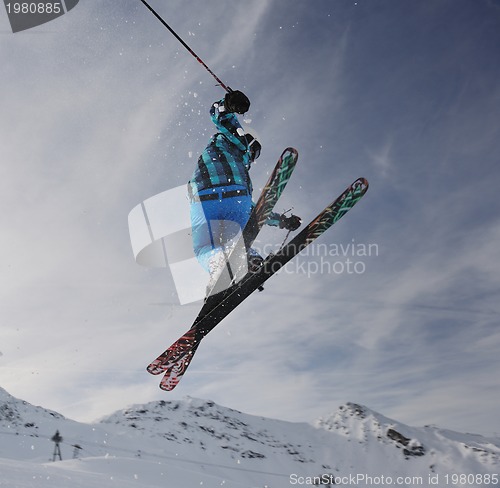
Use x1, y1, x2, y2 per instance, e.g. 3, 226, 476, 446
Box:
5, 2, 62, 14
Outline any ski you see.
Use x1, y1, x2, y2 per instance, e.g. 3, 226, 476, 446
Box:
153, 177, 369, 390
147, 147, 298, 374
249, 147, 298, 241
205, 146, 298, 297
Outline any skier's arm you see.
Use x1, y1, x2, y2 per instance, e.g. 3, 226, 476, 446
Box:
210, 93, 249, 152
265, 211, 282, 227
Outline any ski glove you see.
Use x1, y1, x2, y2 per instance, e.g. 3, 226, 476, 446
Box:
245, 134, 261, 161
279, 214, 302, 231
225, 90, 250, 114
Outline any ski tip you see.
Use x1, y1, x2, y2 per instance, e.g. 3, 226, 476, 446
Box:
353, 177, 369, 193
159, 367, 183, 391
147, 362, 166, 375
357, 177, 369, 188
159, 380, 178, 392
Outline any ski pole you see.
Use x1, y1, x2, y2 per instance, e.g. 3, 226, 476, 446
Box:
138, 0, 232, 93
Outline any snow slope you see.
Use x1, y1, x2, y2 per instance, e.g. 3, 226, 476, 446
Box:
1, 387, 499, 487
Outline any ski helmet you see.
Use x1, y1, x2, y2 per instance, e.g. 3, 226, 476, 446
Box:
245, 134, 261, 161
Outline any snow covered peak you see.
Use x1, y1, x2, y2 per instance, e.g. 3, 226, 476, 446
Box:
98, 396, 246, 433
0, 386, 65, 432
98, 396, 317, 465
316, 402, 399, 436
314, 402, 426, 458
314, 402, 500, 467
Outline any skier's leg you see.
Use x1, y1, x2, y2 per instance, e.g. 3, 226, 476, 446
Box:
219, 193, 263, 272
190, 198, 223, 272
190, 185, 259, 279
218, 191, 253, 236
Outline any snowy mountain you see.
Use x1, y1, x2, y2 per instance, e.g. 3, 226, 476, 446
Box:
1, 386, 499, 487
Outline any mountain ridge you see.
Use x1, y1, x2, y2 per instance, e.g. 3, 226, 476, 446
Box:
1, 386, 499, 487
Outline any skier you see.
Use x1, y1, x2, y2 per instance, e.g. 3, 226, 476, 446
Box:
188, 90, 301, 288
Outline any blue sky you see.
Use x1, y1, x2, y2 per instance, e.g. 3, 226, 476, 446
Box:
1, 0, 500, 436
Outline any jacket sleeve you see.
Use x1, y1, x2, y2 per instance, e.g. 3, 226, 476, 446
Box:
266, 211, 282, 227
210, 99, 248, 153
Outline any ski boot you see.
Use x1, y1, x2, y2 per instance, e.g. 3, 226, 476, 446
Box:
247, 248, 265, 291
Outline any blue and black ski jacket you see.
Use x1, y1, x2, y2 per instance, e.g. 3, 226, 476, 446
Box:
188, 98, 281, 227
189, 98, 253, 194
